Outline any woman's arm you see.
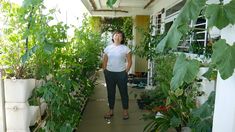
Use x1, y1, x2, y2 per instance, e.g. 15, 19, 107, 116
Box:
126, 52, 132, 72
102, 54, 108, 70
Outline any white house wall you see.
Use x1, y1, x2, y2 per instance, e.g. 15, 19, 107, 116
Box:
213, 24, 235, 132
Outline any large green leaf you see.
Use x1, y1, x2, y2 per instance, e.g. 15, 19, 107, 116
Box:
171, 54, 200, 90
205, 4, 229, 29
211, 39, 235, 79
106, 0, 117, 8
170, 116, 181, 127
157, 0, 206, 52
205, 0, 235, 29
21, 45, 39, 63
225, 0, 235, 24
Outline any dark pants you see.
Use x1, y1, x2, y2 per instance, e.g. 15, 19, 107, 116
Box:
104, 69, 129, 109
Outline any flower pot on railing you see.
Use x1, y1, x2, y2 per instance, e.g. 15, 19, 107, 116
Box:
29, 106, 40, 126
5, 103, 30, 132
4, 79, 36, 103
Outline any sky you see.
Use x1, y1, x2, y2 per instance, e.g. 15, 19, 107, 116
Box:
1, 0, 88, 36
7, 0, 89, 30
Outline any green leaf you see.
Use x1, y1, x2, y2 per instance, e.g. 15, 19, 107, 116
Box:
205, 0, 235, 29
211, 39, 235, 79
170, 116, 181, 127
21, 45, 39, 63
106, 0, 117, 8
205, 4, 230, 29
157, 0, 206, 52
175, 88, 183, 97
44, 43, 55, 54
177, 24, 190, 35
53, 42, 67, 48
202, 67, 217, 80
224, 0, 235, 24
166, 97, 171, 106
171, 54, 200, 90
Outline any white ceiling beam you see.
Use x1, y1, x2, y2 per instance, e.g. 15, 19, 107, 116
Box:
81, 0, 93, 14
144, 0, 155, 9
90, 8, 150, 17
96, 0, 102, 9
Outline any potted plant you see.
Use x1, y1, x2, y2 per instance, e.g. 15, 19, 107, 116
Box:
0, 1, 67, 130
136, 91, 151, 110
0, 1, 38, 102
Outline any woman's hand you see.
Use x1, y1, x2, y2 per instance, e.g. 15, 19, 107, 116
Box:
102, 54, 108, 70
126, 52, 132, 73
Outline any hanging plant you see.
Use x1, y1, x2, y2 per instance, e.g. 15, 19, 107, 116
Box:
100, 17, 133, 41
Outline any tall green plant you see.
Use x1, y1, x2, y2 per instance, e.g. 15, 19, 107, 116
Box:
30, 16, 104, 131
134, 24, 166, 61
1, 0, 104, 131
0, 0, 68, 79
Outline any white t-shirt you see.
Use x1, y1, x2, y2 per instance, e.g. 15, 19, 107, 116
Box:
104, 44, 131, 72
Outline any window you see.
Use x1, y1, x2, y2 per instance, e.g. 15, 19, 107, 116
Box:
165, 0, 186, 18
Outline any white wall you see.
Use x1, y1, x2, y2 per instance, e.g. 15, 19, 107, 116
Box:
212, 1, 235, 131
213, 72, 235, 132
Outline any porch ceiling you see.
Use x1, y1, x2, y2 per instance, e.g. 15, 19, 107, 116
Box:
81, 0, 158, 17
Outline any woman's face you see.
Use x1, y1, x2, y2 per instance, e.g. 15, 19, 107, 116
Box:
113, 33, 123, 44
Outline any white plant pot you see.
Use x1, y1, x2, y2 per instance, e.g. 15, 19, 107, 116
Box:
29, 106, 40, 126
5, 103, 30, 130
181, 127, 191, 132
197, 79, 215, 105
4, 79, 35, 103
197, 67, 209, 79
196, 67, 215, 106
35, 79, 45, 88
40, 102, 47, 116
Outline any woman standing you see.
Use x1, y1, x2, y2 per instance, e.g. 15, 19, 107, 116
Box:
103, 30, 132, 120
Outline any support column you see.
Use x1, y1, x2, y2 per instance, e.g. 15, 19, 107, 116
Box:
212, 4, 235, 130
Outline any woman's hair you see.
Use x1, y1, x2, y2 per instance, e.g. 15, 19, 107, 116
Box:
112, 30, 126, 44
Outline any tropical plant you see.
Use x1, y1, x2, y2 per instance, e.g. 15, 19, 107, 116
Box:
142, 53, 202, 132
133, 23, 166, 61
156, 0, 235, 88
188, 91, 215, 132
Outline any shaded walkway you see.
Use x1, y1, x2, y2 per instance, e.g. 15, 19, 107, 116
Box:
77, 70, 149, 132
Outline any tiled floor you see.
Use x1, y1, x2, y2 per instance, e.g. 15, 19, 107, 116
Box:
77, 70, 149, 132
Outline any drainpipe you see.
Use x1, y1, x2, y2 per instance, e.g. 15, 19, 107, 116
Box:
131, 16, 136, 75
212, 1, 235, 131
0, 69, 6, 132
